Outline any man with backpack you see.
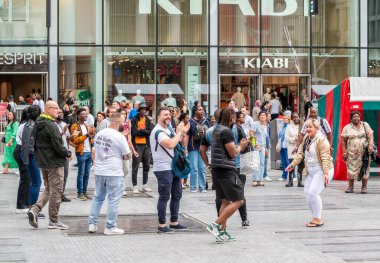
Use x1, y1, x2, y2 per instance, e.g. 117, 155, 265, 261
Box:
184, 106, 210, 193
150, 107, 190, 233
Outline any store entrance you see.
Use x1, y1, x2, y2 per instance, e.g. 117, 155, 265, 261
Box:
261, 75, 310, 118
0, 73, 47, 103
219, 74, 260, 111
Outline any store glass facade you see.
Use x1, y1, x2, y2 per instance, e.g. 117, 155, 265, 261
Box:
0, 0, 375, 117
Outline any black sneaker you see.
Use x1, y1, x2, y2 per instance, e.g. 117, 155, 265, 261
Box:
157, 226, 174, 234
27, 210, 38, 228
61, 195, 71, 202
242, 220, 250, 229
169, 223, 188, 231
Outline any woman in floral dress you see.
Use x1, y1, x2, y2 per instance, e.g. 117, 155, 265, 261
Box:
2, 111, 19, 174
342, 111, 374, 194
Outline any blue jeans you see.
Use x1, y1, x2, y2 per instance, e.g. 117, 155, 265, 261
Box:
27, 154, 41, 205
280, 148, 290, 179
76, 152, 92, 194
154, 170, 182, 225
88, 175, 125, 229
188, 150, 206, 191
252, 148, 265, 181
263, 153, 269, 178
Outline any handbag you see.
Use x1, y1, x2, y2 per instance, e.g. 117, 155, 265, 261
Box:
1, 137, 5, 144
358, 122, 373, 181
240, 149, 259, 175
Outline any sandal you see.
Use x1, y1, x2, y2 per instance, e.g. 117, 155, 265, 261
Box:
306, 222, 324, 227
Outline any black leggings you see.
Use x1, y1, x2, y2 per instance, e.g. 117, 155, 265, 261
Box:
215, 170, 248, 222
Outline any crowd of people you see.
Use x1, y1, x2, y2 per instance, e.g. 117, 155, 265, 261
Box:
0, 92, 375, 241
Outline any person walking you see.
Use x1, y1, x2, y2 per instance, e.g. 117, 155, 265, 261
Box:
13, 108, 30, 212
71, 108, 95, 201
251, 112, 268, 187
278, 113, 291, 182
286, 119, 332, 227
342, 111, 374, 194
88, 112, 131, 235
27, 101, 72, 230
269, 94, 282, 120
1, 111, 19, 174
252, 100, 261, 121
206, 108, 249, 242
130, 103, 153, 194
185, 106, 210, 192
56, 109, 76, 202
285, 113, 303, 187
21, 105, 42, 211
150, 107, 190, 233
263, 113, 272, 182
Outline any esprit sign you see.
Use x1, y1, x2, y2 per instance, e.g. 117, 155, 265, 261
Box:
139, 0, 304, 16
244, 58, 289, 69
0, 53, 45, 65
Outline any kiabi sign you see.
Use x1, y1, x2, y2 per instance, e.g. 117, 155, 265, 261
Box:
0, 53, 45, 65
244, 58, 289, 69
139, 0, 307, 16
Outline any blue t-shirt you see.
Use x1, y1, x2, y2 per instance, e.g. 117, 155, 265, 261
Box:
187, 117, 210, 151
129, 108, 138, 119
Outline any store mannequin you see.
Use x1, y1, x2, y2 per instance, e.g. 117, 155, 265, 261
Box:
132, 89, 146, 105
263, 88, 272, 102
231, 87, 246, 109
113, 90, 127, 103
161, 90, 177, 107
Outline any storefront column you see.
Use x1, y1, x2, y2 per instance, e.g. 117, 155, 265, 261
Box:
209, 0, 218, 113
360, 0, 368, 77
49, 46, 58, 100
93, 48, 103, 113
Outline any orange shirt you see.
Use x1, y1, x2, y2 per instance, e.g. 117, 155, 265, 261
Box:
135, 116, 147, 144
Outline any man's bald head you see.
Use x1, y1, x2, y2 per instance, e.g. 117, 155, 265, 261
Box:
109, 112, 125, 132
45, 101, 60, 119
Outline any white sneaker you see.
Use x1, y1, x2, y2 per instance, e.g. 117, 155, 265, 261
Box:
123, 191, 127, 197
89, 224, 97, 233
201, 190, 207, 193
15, 208, 28, 214
293, 178, 298, 182
133, 186, 139, 194
278, 178, 286, 181
142, 185, 152, 192
48, 221, 69, 230
104, 227, 125, 235
264, 177, 272, 182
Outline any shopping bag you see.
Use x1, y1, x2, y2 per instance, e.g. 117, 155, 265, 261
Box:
241, 150, 259, 175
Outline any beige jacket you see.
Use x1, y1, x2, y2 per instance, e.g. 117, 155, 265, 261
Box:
291, 134, 333, 176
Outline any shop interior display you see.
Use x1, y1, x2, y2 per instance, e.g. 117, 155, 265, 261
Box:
160, 90, 177, 107
113, 89, 127, 102
131, 89, 146, 104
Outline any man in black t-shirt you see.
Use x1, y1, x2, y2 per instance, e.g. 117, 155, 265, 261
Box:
304, 95, 313, 121
206, 108, 249, 242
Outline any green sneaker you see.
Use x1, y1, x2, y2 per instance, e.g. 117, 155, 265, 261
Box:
221, 229, 236, 242
206, 222, 224, 242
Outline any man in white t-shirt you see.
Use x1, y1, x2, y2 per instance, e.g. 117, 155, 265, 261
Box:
269, 94, 282, 120
150, 107, 190, 233
88, 112, 131, 235
83, 106, 95, 127
240, 107, 254, 138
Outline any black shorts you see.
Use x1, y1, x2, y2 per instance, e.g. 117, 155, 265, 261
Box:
212, 168, 245, 201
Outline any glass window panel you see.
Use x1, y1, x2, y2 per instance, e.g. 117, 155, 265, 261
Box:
261, 47, 309, 74
158, 1, 208, 45
104, 47, 156, 117
219, 0, 259, 46
157, 47, 208, 115
59, 0, 102, 44
59, 47, 103, 114
105, 0, 155, 45
261, 0, 309, 46
369, 0, 380, 47
219, 47, 259, 74
312, 0, 359, 47
0, 0, 47, 44
311, 48, 359, 86
369, 49, 380, 77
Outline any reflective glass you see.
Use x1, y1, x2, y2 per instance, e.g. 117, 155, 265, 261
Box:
0, 0, 47, 44
158, 0, 208, 45
369, 49, 380, 77
369, 0, 380, 47
105, 0, 155, 45
59, 47, 103, 114
261, 47, 309, 74
261, 0, 309, 46
312, 0, 359, 47
59, 0, 102, 44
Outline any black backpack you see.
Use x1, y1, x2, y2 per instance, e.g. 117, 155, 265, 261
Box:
191, 118, 207, 142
